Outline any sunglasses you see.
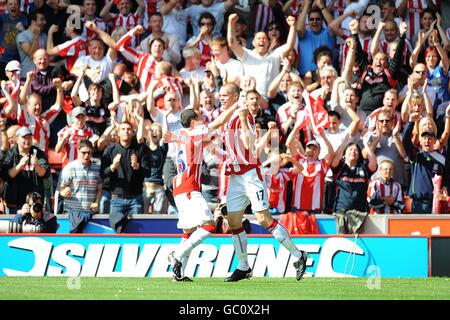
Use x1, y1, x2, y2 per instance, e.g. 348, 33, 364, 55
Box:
309, 17, 322, 22
268, 27, 278, 31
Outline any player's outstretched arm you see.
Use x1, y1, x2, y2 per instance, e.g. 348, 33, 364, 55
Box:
207, 101, 240, 131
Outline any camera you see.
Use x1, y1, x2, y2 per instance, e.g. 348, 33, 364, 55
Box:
31, 202, 43, 213
0, 220, 42, 233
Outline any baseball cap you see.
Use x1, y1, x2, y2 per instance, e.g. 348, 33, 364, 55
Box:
16, 126, 32, 138
72, 106, 86, 117
421, 131, 436, 138
306, 140, 320, 148
5, 60, 21, 72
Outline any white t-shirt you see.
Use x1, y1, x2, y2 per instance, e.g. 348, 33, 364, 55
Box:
162, 8, 188, 47
73, 55, 114, 84
240, 46, 283, 98
217, 57, 244, 83
184, 3, 226, 38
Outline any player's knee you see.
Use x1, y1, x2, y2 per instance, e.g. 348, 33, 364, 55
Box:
255, 210, 272, 228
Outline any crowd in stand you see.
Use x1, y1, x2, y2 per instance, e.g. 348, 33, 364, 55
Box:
0, 0, 448, 234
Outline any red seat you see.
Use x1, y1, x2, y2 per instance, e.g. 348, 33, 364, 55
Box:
47, 148, 63, 173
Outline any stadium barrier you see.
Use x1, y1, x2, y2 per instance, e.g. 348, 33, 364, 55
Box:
0, 234, 429, 278
430, 236, 450, 276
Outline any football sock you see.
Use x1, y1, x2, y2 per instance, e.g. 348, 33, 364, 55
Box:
231, 226, 249, 270
267, 220, 302, 259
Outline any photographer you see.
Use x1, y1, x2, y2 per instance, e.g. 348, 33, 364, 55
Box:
2, 127, 50, 215
0, 192, 57, 233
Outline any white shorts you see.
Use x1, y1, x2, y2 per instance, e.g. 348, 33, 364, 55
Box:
226, 167, 269, 213
174, 191, 213, 230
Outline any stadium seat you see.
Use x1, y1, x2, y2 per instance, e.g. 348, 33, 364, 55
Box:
47, 148, 63, 173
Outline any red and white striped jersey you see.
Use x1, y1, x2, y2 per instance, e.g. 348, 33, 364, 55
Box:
364, 108, 402, 132
115, 31, 158, 91
223, 109, 261, 175
56, 36, 87, 72
18, 104, 61, 154
111, 12, 141, 31
396, 0, 433, 40
1, 80, 20, 120
254, 3, 274, 33
340, 31, 373, 73
326, 0, 346, 19
143, 0, 162, 29
291, 155, 329, 211
265, 167, 293, 213
173, 125, 210, 196
367, 178, 404, 214
277, 102, 314, 142
154, 76, 183, 110
201, 107, 217, 124
198, 39, 212, 67
82, 17, 108, 40
378, 38, 413, 66
57, 126, 94, 168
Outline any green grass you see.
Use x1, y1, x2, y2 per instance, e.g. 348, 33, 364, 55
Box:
0, 277, 449, 300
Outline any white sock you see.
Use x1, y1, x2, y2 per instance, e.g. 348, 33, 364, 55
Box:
232, 228, 249, 270
174, 227, 211, 262
269, 221, 302, 259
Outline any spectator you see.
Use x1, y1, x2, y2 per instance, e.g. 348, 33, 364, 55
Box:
287, 125, 335, 213
81, 0, 109, 41
210, 37, 243, 85
2, 192, 57, 233
367, 159, 404, 214
71, 21, 118, 105
143, 122, 168, 214
30, 49, 72, 147
17, 73, 64, 154
0, 0, 28, 80
184, 0, 237, 38
227, 13, 297, 99
100, 121, 151, 233
296, 0, 335, 76
141, 12, 181, 66
185, 12, 215, 67
403, 113, 445, 213
331, 137, 377, 234
46, 21, 87, 77
2, 126, 50, 214
16, 10, 47, 79
364, 109, 408, 187
60, 140, 102, 233
352, 18, 407, 115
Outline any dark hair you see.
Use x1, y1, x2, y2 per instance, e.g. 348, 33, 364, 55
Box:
181, 108, 199, 128
149, 12, 163, 20
309, 7, 324, 19
28, 10, 44, 25
198, 12, 216, 27
328, 110, 341, 120
421, 7, 437, 20
149, 37, 166, 50
343, 142, 363, 163
313, 46, 333, 65
78, 139, 93, 150
26, 192, 43, 204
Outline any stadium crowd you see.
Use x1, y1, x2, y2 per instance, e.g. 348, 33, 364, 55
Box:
0, 0, 448, 235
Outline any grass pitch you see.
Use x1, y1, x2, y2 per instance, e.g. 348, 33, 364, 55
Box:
0, 277, 449, 300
